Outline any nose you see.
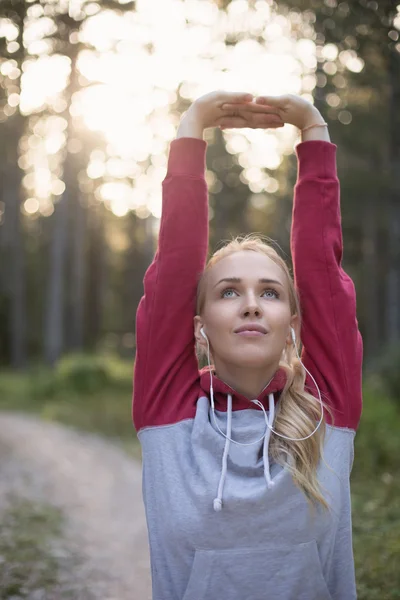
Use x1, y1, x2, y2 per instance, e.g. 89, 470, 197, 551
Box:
241, 292, 263, 318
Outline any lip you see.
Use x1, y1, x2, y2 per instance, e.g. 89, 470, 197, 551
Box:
234, 324, 267, 335
236, 330, 265, 337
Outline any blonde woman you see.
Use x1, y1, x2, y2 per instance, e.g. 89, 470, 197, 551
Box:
133, 91, 363, 600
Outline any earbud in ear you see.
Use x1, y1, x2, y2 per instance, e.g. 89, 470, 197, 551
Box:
290, 327, 296, 344
200, 327, 208, 341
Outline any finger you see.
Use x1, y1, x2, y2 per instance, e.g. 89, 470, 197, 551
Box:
223, 113, 284, 127
218, 115, 248, 128
220, 103, 281, 115
218, 117, 285, 130
255, 95, 287, 107
220, 122, 285, 130
253, 115, 284, 126
250, 115, 285, 129
218, 112, 283, 126
221, 92, 254, 103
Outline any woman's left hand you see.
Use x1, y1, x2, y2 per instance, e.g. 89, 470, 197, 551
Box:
220, 94, 324, 131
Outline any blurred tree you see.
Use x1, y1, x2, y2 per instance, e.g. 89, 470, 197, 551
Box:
387, 37, 400, 346
0, 0, 135, 366
278, 0, 400, 360
206, 126, 291, 256
42, 5, 91, 365
42, 1, 135, 365
1, 0, 398, 368
0, 0, 28, 368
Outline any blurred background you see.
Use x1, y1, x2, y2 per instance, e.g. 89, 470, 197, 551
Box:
0, 0, 399, 598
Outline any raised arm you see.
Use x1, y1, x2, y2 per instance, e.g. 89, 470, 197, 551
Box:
276, 98, 363, 431
132, 123, 208, 433
292, 137, 363, 430
133, 92, 284, 433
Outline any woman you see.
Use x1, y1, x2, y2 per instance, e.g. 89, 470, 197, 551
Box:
133, 91, 363, 600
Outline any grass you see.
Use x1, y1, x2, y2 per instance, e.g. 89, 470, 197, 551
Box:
0, 496, 71, 598
0, 355, 142, 461
350, 381, 400, 599
352, 478, 400, 599
0, 354, 399, 598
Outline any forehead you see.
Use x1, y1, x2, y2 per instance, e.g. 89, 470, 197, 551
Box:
208, 251, 285, 285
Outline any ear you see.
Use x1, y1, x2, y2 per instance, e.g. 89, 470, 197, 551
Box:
287, 314, 300, 346
194, 315, 206, 347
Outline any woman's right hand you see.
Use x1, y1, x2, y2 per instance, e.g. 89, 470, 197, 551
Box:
186, 90, 285, 131
223, 93, 324, 131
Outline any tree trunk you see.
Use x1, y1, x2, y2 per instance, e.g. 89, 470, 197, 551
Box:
68, 192, 87, 351
3, 161, 27, 368
43, 44, 80, 364
1, 2, 28, 368
386, 46, 400, 344
86, 204, 107, 349
43, 191, 69, 365
362, 195, 380, 360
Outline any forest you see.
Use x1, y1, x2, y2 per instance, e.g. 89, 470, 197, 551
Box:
0, 1, 399, 597
1, 0, 399, 370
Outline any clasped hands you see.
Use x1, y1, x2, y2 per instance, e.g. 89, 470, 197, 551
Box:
188, 90, 324, 132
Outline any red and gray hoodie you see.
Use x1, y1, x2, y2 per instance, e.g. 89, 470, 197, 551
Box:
133, 137, 363, 600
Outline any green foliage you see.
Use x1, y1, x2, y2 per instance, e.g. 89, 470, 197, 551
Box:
352, 382, 400, 599
369, 343, 400, 403
0, 355, 141, 459
0, 497, 63, 597
26, 353, 133, 397
353, 379, 400, 477
0, 363, 399, 596
56, 354, 113, 393
352, 476, 400, 600
53, 353, 133, 394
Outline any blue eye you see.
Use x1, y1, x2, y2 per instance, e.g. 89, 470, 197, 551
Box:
221, 288, 280, 299
221, 289, 237, 298
263, 289, 279, 299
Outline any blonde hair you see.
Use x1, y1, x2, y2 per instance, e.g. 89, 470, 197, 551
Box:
196, 234, 334, 514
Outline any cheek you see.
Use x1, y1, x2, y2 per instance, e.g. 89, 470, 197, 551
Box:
268, 306, 292, 333
203, 301, 235, 339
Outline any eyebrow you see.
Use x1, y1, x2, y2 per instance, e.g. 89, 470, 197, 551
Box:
213, 277, 284, 289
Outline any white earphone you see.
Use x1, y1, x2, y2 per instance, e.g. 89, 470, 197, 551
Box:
199, 323, 324, 443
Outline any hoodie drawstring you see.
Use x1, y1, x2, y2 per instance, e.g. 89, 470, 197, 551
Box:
258, 394, 276, 490
213, 392, 276, 512
213, 393, 233, 512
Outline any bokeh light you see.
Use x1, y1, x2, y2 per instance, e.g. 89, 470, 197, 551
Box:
0, 0, 368, 219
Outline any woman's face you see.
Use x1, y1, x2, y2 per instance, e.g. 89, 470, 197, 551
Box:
195, 251, 295, 371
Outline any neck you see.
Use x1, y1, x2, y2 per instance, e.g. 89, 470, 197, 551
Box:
213, 360, 280, 400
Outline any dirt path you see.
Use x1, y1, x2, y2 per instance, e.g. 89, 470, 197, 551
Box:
0, 412, 152, 599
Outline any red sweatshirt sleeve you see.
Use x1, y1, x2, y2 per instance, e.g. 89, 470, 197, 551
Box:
291, 141, 363, 430
133, 137, 209, 432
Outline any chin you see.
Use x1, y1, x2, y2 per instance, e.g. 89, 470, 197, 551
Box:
230, 350, 272, 369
